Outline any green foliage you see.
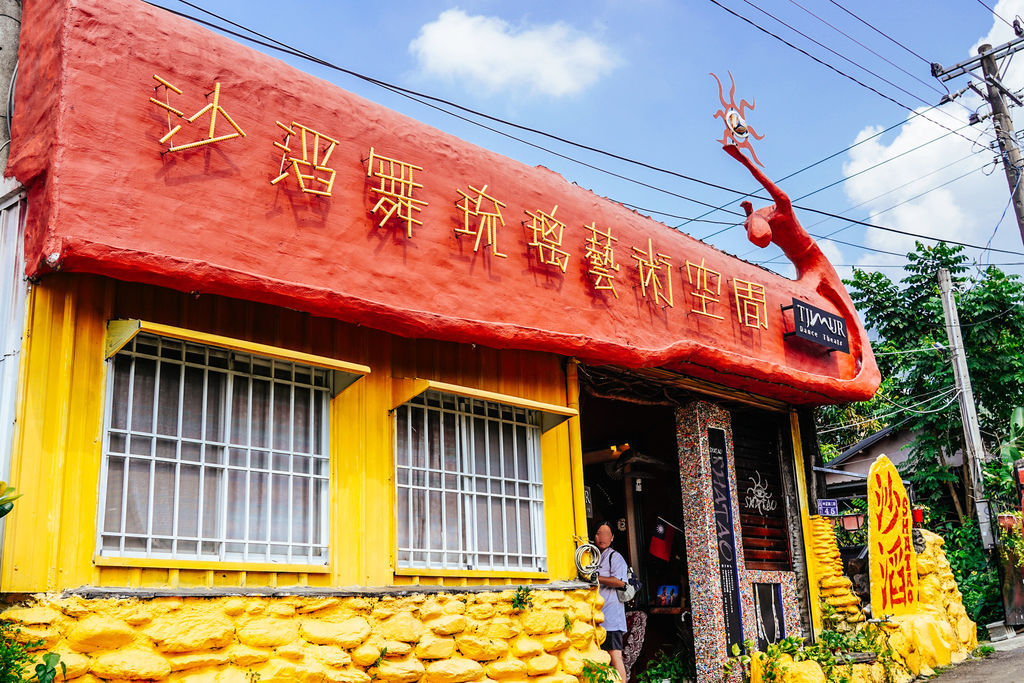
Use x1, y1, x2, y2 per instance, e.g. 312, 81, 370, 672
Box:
511, 586, 533, 611
0, 483, 22, 521
580, 659, 619, 683
563, 614, 572, 634
817, 242, 1024, 629
972, 644, 995, 657
637, 648, 695, 683
931, 519, 1002, 630
32, 654, 63, 683
997, 512, 1024, 568
721, 639, 753, 682
0, 621, 64, 683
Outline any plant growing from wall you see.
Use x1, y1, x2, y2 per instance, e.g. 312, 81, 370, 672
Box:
511, 585, 533, 611
0, 621, 64, 683
997, 512, 1024, 568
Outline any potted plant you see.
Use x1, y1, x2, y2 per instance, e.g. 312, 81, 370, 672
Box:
637, 650, 694, 683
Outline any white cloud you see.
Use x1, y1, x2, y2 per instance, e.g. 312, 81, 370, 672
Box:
839, 0, 1024, 273
409, 9, 618, 97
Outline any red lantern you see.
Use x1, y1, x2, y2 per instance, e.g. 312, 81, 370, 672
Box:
912, 508, 925, 524
841, 513, 864, 531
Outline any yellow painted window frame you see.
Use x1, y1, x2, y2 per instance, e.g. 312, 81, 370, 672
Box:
107, 319, 371, 395
97, 319, 371, 575
391, 377, 577, 432
390, 377, 576, 579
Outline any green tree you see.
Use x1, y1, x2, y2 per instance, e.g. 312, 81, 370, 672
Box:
818, 241, 1024, 626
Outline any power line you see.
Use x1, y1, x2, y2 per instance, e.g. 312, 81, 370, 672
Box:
155, 2, 1024, 261
707, 0, 982, 148
818, 387, 961, 434
787, 0, 946, 99
694, 110, 964, 236
975, 0, 1017, 32
833, 262, 1024, 267
826, 1, 933, 66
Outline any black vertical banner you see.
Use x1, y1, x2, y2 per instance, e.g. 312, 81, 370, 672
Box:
709, 427, 744, 652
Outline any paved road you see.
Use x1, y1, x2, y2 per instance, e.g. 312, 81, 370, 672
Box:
930, 648, 1024, 681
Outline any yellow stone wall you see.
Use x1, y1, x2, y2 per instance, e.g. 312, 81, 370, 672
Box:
807, 516, 866, 629
0, 588, 609, 682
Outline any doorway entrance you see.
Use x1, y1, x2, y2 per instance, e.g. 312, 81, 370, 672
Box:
579, 388, 694, 680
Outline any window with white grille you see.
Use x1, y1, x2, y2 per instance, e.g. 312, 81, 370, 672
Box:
394, 390, 546, 572
98, 332, 330, 564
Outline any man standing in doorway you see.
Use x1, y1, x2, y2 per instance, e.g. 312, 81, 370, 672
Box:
595, 521, 628, 682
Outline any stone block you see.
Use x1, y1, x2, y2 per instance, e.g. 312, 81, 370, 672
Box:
167, 651, 229, 671
325, 669, 374, 683
310, 644, 353, 668
558, 647, 584, 676
298, 598, 342, 614
15, 626, 59, 650
456, 634, 508, 661
425, 658, 486, 683
382, 612, 425, 643
301, 617, 373, 648
1, 607, 60, 625
481, 618, 519, 640
373, 656, 426, 683
540, 633, 570, 653
226, 644, 271, 667
567, 622, 593, 649
416, 635, 457, 660
39, 651, 90, 680
430, 614, 468, 636
223, 598, 246, 616
444, 600, 467, 615
90, 648, 172, 680
237, 617, 299, 648
486, 659, 528, 679
522, 611, 564, 635
352, 641, 389, 667
525, 654, 558, 676
67, 616, 135, 652
511, 638, 544, 658
467, 603, 495, 620
255, 659, 325, 683
147, 611, 234, 652
418, 601, 444, 621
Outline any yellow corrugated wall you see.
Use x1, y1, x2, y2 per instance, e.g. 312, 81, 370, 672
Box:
3, 274, 584, 591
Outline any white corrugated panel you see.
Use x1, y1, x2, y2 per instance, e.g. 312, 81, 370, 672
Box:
0, 189, 26, 480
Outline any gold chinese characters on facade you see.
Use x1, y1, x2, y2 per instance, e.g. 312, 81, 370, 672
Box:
271, 121, 340, 196
145, 75, 777, 334
149, 76, 245, 153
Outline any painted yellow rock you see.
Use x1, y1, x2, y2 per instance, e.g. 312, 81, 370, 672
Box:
90, 648, 171, 680
481, 618, 520, 640
416, 635, 457, 660
456, 634, 508, 661
430, 614, 468, 636
352, 641, 389, 667
425, 657, 485, 683
511, 637, 544, 658
35, 651, 89, 680
167, 651, 229, 671
381, 613, 425, 643
226, 643, 271, 666
776, 658, 825, 683
327, 668, 373, 683
539, 633, 571, 653
66, 616, 135, 652
255, 658, 325, 683
373, 656, 427, 683
147, 611, 234, 652
486, 659, 528, 679
309, 644, 353, 668
522, 611, 563, 635
467, 603, 495, 620
1, 607, 60, 625
558, 647, 584, 676
301, 617, 372, 648
237, 617, 299, 648
418, 601, 444, 621
567, 622, 594, 649
525, 653, 559, 676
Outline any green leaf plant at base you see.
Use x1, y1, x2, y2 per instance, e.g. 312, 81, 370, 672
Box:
511, 585, 534, 611
817, 242, 1024, 632
0, 621, 63, 682
637, 648, 696, 683
581, 659, 619, 683
720, 602, 903, 682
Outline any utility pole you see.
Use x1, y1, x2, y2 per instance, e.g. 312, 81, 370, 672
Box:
932, 34, 1024, 246
937, 268, 994, 549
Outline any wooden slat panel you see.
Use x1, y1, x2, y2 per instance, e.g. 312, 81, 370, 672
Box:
732, 412, 792, 571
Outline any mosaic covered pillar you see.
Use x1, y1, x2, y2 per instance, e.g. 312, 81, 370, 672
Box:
677, 401, 742, 681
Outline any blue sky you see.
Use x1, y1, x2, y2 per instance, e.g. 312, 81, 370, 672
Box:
154, 0, 1024, 279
